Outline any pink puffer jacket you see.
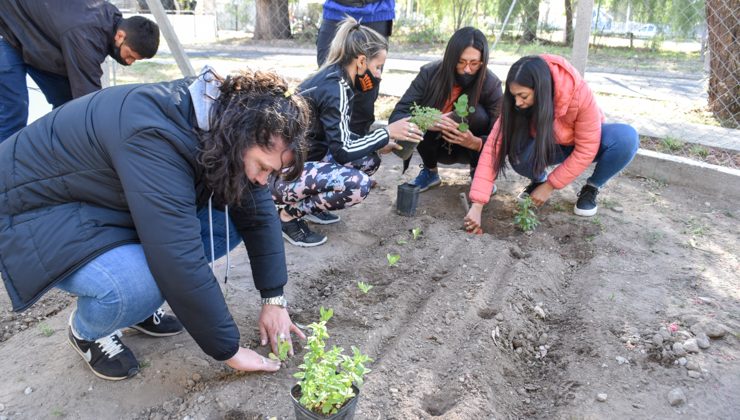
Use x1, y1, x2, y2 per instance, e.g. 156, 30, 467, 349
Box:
469, 54, 604, 204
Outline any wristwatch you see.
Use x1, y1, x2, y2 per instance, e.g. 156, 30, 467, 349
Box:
261, 295, 288, 308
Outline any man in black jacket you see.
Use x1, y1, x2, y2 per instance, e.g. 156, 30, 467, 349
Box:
0, 0, 160, 140
0, 67, 308, 380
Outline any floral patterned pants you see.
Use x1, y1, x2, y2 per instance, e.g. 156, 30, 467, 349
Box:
271, 152, 381, 219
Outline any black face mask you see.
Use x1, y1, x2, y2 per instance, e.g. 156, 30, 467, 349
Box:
355, 70, 381, 93
455, 72, 476, 88
515, 105, 534, 118
110, 44, 130, 66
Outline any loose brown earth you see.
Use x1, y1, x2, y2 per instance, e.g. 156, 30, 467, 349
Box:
0, 155, 738, 419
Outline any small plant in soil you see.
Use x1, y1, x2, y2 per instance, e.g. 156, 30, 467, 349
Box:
269, 338, 292, 361
386, 253, 400, 267
409, 103, 442, 132
411, 227, 423, 240
514, 196, 539, 232
38, 322, 54, 337
453, 94, 476, 133
660, 136, 684, 152
690, 145, 709, 158
293, 307, 372, 416
357, 281, 373, 294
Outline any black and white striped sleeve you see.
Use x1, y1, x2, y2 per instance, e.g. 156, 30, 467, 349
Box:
320, 78, 389, 164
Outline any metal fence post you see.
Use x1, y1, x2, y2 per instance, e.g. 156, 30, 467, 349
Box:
571, 0, 595, 75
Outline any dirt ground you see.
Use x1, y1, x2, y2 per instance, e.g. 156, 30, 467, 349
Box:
0, 154, 738, 420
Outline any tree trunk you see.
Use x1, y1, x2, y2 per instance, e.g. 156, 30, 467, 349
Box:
254, 0, 292, 40
564, 0, 573, 45
521, 0, 540, 43
706, 0, 739, 128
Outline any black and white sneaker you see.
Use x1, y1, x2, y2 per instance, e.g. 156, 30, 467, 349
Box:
68, 317, 139, 380
517, 180, 546, 202
281, 218, 327, 247
131, 308, 183, 337
574, 184, 599, 217
304, 210, 341, 225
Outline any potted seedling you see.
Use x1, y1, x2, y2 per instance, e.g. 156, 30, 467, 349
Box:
393, 103, 441, 160
514, 196, 539, 232
291, 307, 372, 420
453, 94, 476, 133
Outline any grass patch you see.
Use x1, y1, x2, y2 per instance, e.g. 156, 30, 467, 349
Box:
38, 322, 54, 337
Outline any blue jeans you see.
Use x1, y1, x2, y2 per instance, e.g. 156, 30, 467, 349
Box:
511, 123, 639, 188
56, 208, 241, 341
0, 37, 73, 141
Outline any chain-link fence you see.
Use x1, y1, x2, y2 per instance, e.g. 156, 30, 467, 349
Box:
116, 0, 737, 164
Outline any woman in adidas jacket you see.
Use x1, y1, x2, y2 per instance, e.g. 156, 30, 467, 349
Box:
271, 17, 422, 247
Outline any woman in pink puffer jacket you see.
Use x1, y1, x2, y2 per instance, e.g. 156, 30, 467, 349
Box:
464, 54, 639, 233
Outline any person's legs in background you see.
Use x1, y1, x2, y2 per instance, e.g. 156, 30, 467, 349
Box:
572, 123, 639, 216
26, 66, 73, 109
0, 37, 29, 141
271, 161, 373, 247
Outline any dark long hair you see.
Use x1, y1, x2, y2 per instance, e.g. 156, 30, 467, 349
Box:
423, 27, 489, 109
198, 69, 310, 206
493, 55, 557, 179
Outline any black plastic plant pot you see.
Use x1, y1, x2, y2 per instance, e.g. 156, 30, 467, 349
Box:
392, 139, 420, 161
290, 384, 360, 420
396, 183, 420, 217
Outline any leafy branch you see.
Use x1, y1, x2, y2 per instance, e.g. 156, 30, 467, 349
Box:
514, 196, 540, 232
453, 94, 476, 133
409, 103, 442, 132
294, 307, 372, 416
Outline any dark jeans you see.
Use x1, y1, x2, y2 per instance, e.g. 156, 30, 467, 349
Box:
0, 37, 73, 141
512, 123, 640, 188
316, 19, 392, 135
417, 103, 491, 175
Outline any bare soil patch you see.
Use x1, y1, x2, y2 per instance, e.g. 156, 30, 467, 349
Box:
0, 156, 738, 419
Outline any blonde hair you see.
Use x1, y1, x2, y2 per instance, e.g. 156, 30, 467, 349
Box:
320, 16, 388, 71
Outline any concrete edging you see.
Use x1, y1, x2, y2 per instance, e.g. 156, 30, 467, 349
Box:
624, 149, 740, 199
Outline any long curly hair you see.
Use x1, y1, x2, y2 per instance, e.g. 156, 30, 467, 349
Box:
197, 69, 310, 206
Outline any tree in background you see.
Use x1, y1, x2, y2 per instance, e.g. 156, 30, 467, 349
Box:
520, 0, 540, 43
706, 0, 739, 128
564, 0, 574, 45
254, 0, 291, 40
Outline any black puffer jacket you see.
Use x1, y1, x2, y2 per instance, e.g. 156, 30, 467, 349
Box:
389, 60, 503, 138
298, 63, 389, 163
0, 78, 287, 361
0, 0, 121, 98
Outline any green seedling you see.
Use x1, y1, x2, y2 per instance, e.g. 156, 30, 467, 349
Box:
409, 103, 442, 132
269, 338, 292, 361
396, 238, 408, 245
453, 94, 476, 132
139, 360, 152, 369
38, 322, 54, 337
514, 196, 539, 232
357, 281, 373, 294
320, 306, 333, 322
411, 227, 423, 240
690, 145, 709, 158
660, 136, 684, 152
386, 253, 401, 267
294, 307, 372, 416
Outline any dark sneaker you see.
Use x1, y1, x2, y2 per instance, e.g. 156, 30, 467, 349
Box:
517, 180, 546, 202
68, 326, 139, 381
574, 184, 599, 217
409, 168, 441, 192
281, 218, 327, 247
131, 308, 183, 337
304, 210, 341, 225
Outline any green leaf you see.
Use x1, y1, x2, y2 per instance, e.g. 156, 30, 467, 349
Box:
386, 253, 400, 267
268, 352, 279, 360
357, 281, 373, 294
411, 227, 423, 240
458, 122, 469, 133
396, 239, 408, 245
319, 306, 333, 322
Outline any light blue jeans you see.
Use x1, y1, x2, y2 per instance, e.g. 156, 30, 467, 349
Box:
57, 208, 241, 341
511, 123, 640, 188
